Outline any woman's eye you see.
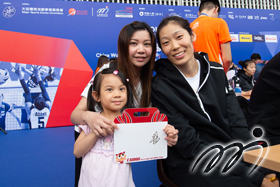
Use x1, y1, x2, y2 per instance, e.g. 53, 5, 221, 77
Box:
145, 43, 151, 46
162, 41, 169, 45
177, 35, 183, 39
130, 42, 137, 46
120, 87, 126, 91
107, 88, 112, 91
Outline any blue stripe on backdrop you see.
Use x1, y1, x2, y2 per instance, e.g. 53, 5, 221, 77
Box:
0, 126, 161, 187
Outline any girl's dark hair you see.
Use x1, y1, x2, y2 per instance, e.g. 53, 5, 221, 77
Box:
156, 16, 193, 49
117, 21, 156, 108
238, 59, 254, 69
87, 68, 134, 112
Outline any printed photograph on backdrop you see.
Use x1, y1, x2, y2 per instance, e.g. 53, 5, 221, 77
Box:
0, 61, 63, 131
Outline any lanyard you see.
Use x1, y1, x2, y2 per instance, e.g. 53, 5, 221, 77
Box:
200, 13, 209, 17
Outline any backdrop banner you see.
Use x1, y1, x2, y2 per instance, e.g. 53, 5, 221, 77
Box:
0, 0, 279, 130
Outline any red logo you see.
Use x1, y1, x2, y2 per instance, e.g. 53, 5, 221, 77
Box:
68, 8, 76, 16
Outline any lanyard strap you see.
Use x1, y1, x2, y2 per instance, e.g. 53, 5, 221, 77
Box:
200, 13, 209, 17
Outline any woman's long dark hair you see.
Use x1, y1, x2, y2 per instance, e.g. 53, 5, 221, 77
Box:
87, 68, 134, 112
117, 21, 156, 107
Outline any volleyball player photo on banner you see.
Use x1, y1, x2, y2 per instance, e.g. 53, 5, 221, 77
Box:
0, 61, 63, 131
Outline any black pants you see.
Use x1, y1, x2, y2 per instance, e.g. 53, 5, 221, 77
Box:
75, 131, 82, 187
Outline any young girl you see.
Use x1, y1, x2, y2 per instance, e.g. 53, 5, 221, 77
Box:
237, 59, 256, 96
152, 16, 278, 187
74, 68, 135, 187
74, 68, 178, 186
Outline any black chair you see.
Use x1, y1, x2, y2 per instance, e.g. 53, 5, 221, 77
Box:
157, 159, 178, 187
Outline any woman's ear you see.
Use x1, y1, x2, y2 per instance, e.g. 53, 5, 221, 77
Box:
191, 32, 196, 42
92, 91, 100, 102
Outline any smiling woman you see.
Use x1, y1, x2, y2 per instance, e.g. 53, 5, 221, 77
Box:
151, 16, 278, 187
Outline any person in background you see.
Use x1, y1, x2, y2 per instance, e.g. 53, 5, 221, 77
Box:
15, 64, 52, 129
0, 93, 21, 131
237, 60, 256, 97
190, 0, 232, 73
95, 55, 109, 74
250, 53, 268, 81
152, 15, 278, 187
248, 52, 280, 146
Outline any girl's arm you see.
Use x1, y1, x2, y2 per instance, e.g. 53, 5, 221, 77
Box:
73, 129, 99, 158
70, 97, 118, 137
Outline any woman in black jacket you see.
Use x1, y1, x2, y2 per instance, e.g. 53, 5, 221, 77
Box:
152, 16, 278, 187
237, 59, 256, 96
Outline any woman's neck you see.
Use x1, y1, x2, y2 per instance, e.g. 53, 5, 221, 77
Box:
176, 57, 199, 78
245, 72, 252, 77
101, 110, 122, 121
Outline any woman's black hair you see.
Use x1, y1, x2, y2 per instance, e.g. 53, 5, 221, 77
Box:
238, 59, 254, 69
87, 68, 134, 112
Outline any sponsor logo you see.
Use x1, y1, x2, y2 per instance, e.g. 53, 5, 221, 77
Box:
115, 7, 133, 18
230, 34, 239, 42
96, 6, 109, 17
139, 11, 163, 17
238, 15, 246, 19
67, 8, 87, 16
219, 15, 226, 19
269, 14, 275, 21
168, 12, 181, 17
265, 35, 277, 43
22, 7, 63, 15
228, 14, 234, 19
260, 16, 267, 20
68, 8, 76, 16
254, 16, 259, 20
127, 157, 140, 162
239, 34, 253, 42
247, 15, 253, 19
3, 6, 16, 18
253, 35, 265, 42
185, 13, 197, 19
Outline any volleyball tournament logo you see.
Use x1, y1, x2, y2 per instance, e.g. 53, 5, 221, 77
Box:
68, 8, 76, 16
3, 6, 16, 18
191, 128, 268, 175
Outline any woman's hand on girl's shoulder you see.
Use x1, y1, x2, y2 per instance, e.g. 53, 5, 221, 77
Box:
83, 111, 119, 137
163, 124, 179, 147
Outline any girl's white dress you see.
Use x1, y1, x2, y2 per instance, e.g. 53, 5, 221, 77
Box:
78, 125, 135, 187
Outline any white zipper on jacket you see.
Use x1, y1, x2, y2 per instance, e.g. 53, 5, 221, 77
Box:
195, 54, 212, 121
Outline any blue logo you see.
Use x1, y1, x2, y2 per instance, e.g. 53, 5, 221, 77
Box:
3, 6, 16, 18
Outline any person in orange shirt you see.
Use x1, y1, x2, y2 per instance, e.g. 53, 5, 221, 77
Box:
191, 0, 232, 73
